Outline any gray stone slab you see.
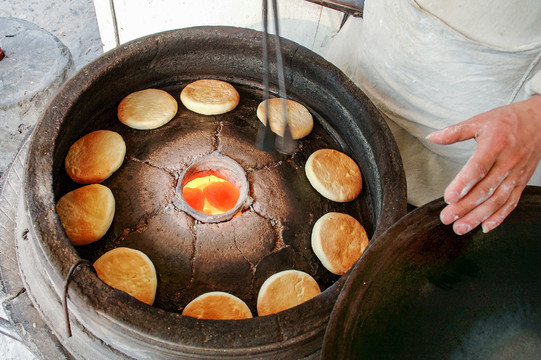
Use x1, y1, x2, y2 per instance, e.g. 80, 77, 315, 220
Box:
0, 17, 73, 184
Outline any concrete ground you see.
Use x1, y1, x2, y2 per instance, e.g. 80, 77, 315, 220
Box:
1, 1, 103, 358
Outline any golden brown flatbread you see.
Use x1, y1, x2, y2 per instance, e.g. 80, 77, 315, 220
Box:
182, 291, 253, 320
305, 149, 362, 202
180, 79, 240, 115
311, 212, 369, 275
56, 184, 115, 246
256, 98, 313, 139
65, 130, 126, 184
118, 88, 178, 130
93, 247, 157, 306
257, 270, 321, 316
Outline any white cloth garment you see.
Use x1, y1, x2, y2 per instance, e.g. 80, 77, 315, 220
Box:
325, 0, 541, 206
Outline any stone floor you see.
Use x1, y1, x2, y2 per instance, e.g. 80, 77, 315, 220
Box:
1, 1, 103, 358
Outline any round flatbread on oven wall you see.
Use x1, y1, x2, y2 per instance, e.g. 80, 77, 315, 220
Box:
93, 247, 158, 306
118, 88, 178, 130
311, 212, 369, 275
182, 291, 253, 320
180, 79, 240, 115
65, 130, 126, 184
305, 148, 362, 202
257, 270, 321, 316
56, 184, 115, 246
256, 98, 313, 140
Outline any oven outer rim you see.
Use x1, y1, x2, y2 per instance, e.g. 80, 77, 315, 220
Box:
23, 26, 406, 358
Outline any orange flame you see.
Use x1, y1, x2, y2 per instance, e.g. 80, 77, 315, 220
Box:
182, 173, 240, 215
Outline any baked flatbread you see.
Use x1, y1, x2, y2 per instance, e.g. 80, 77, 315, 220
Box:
256, 98, 313, 139
257, 270, 321, 316
118, 88, 178, 130
93, 247, 158, 306
311, 212, 369, 275
56, 184, 115, 246
182, 291, 253, 320
65, 130, 126, 184
180, 79, 240, 115
305, 149, 362, 202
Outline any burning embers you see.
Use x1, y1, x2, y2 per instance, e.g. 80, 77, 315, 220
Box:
174, 153, 251, 223
183, 173, 239, 215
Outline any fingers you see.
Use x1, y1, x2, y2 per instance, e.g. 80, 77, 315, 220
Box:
443, 133, 502, 204
438, 149, 533, 235
440, 170, 510, 229
480, 185, 524, 233
440, 170, 507, 225
441, 179, 515, 235
440, 158, 529, 235
427, 116, 494, 204
447, 184, 524, 235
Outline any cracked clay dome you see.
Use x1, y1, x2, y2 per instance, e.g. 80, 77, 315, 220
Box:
67, 84, 367, 314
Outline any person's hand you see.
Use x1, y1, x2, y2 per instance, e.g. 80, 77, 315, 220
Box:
427, 94, 541, 235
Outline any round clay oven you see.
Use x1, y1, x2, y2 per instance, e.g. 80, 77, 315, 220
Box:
23, 27, 406, 359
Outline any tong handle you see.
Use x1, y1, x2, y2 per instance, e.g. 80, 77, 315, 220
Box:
256, 0, 297, 154
257, 0, 276, 152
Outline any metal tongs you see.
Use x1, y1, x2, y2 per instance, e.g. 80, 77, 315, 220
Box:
256, 0, 297, 154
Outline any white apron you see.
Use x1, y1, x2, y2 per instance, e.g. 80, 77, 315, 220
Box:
325, 0, 541, 206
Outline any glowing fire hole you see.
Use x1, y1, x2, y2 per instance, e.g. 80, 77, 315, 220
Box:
182, 172, 240, 215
